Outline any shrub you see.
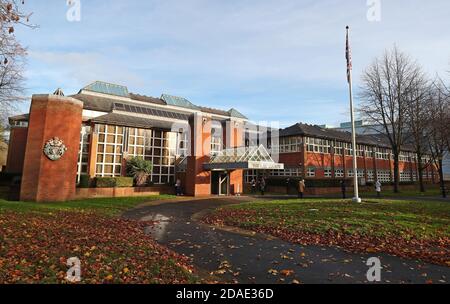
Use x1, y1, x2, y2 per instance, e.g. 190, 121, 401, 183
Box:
115, 177, 134, 187
126, 157, 153, 187
78, 175, 90, 188
95, 177, 134, 188
95, 177, 117, 188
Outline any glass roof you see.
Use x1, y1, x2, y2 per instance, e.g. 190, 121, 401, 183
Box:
161, 94, 200, 110
83, 81, 129, 97
205, 145, 284, 170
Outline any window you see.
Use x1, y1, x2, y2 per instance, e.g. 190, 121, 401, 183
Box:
210, 127, 223, 156
306, 137, 331, 154
399, 151, 413, 162
347, 170, 354, 177
177, 132, 188, 157
334, 142, 343, 155
270, 168, 302, 177
400, 171, 412, 182
344, 143, 353, 156
244, 170, 258, 184
324, 168, 332, 178
95, 124, 124, 177
307, 167, 316, 177
357, 169, 365, 178
77, 125, 91, 183
376, 170, 391, 183
12, 121, 29, 127
95, 124, 177, 184
365, 146, 374, 158
375, 147, 390, 160
356, 145, 364, 157
280, 136, 303, 153
367, 170, 374, 182
335, 168, 344, 178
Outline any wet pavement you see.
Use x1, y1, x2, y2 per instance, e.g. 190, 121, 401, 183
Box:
123, 198, 450, 284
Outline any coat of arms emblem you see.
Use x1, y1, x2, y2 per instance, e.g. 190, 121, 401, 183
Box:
43, 137, 68, 161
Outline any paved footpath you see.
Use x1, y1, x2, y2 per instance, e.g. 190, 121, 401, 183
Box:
123, 198, 450, 284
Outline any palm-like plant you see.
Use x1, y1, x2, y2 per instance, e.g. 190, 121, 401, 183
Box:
126, 156, 153, 187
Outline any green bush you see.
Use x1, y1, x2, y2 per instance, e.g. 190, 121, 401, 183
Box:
78, 175, 90, 188
95, 177, 117, 188
126, 156, 153, 187
115, 177, 134, 187
95, 177, 134, 188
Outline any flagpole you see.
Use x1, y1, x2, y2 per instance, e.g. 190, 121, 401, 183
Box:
346, 26, 362, 203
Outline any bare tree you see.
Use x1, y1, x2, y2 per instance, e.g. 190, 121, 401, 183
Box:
0, 1, 35, 140
359, 46, 423, 193
426, 81, 450, 198
0, 34, 26, 121
403, 72, 432, 192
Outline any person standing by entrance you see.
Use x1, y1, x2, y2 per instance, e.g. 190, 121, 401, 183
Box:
340, 180, 346, 199
175, 179, 183, 196
250, 178, 257, 194
260, 177, 266, 196
375, 180, 382, 198
298, 179, 306, 199
286, 178, 290, 195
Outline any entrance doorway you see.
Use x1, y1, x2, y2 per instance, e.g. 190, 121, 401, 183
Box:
211, 171, 229, 196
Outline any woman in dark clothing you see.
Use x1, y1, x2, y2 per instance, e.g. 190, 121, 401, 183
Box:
340, 180, 346, 199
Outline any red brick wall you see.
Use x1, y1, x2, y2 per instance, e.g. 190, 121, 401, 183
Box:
278, 148, 435, 182
229, 169, 243, 195
5, 127, 28, 174
185, 114, 211, 196
74, 186, 174, 200
20, 95, 83, 202
279, 152, 303, 167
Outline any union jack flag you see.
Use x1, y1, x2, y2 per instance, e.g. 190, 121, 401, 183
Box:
346, 27, 352, 83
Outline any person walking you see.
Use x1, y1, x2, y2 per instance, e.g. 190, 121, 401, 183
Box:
340, 180, 346, 199
175, 179, 182, 196
375, 180, 382, 198
250, 178, 257, 194
298, 179, 306, 199
260, 177, 266, 196
286, 178, 290, 195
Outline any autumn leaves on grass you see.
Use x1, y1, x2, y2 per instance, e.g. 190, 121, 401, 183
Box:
202, 199, 450, 267
0, 211, 197, 284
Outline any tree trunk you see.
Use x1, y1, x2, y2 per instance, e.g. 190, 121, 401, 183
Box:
417, 157, 425, 192
393, 153, 400, 193
438, 159, 447, 198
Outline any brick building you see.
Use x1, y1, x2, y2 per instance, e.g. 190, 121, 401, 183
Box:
6, 81, 437, 202
244, 123, 437, 186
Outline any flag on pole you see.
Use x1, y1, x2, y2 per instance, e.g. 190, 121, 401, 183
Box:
346, 27, 352, 83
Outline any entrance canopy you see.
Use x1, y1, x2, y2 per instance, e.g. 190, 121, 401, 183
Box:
204, 145, 284, 171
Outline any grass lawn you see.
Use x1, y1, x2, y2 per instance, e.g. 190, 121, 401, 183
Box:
0, 195, 174, 216
0, 195, 200, 284
203, 198, 450, 266
362, 188, 446, 198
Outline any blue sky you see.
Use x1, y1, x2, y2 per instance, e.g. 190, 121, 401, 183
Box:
14, 0, 450, 127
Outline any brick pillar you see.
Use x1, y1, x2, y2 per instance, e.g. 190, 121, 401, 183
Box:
185, 113, 211, 196
20, 95, 83, 202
